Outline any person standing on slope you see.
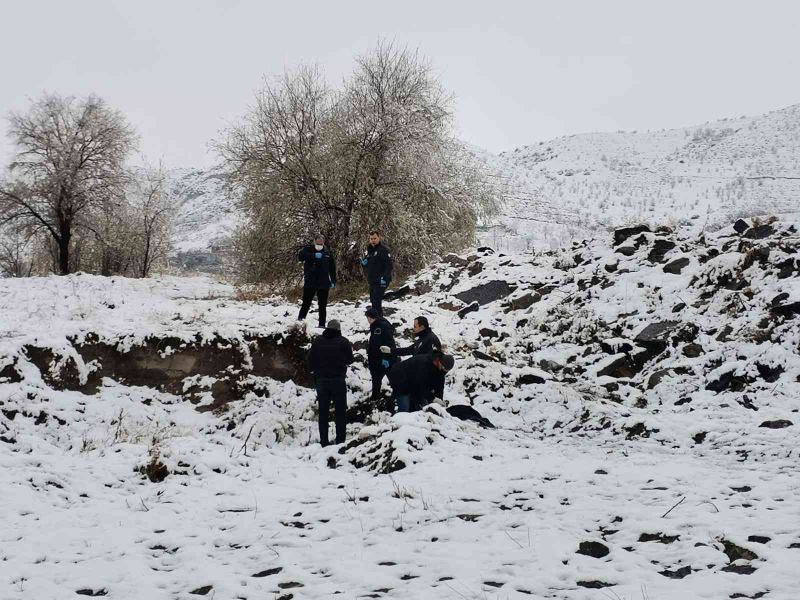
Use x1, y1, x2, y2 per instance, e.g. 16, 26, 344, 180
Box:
389, 350, 455, 413
298, 234, 336, 328
308, 319, 354, 446
360, 231, 392, 316
365, 307, 397, 409
395, 316, 441, 358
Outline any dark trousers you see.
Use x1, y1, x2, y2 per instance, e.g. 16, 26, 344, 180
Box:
394, 393, 423, 413
298, 287, 329, 326
370, 367, 386, 401
316, 376, 347, 445
369, 286, 385, 315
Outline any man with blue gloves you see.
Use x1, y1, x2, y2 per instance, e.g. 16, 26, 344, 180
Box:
365, 307, 397, 408
360, 231, 393, 316
298, 234, 336, 328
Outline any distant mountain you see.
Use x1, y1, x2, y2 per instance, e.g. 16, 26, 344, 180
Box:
481, 103, 800, 251
169, 104, 800, 268
169, 167, 241, 273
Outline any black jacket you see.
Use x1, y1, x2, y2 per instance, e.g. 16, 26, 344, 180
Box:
396, 328, 441, 357
299, 245, 336, 289
308, 328, 354, 379
367, 317, 397, 371
388, 352, 445, 405
362, 243, 392, 286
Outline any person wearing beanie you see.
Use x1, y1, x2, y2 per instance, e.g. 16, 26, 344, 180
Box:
388, 350, 455, 412
359, 231, 393, 316
298, 233, 336, 328
308, 319, 353, 446
365, 306, 398, 408
395, 316, 441, 358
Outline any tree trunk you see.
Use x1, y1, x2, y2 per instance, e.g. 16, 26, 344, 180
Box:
58, 230, 71, 275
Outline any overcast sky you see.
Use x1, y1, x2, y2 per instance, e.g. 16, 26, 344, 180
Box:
1, 0, 799, 169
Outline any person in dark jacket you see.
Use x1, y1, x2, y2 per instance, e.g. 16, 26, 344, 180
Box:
298, 234, 336, 328
365, 306, 397, 407
395, 316, 441, 358
308, 319, 354, 446
360, 231, 392, 316
389, 350, 455, 413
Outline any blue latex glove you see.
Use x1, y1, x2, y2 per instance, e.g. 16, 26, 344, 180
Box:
381, 359, 390, 369
330, 282, 336, 289
360, 257, 369, 266
379, 277, 387, 287
314, 252, 322, 259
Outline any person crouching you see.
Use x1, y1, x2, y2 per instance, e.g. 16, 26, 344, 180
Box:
389, 350, 455, 412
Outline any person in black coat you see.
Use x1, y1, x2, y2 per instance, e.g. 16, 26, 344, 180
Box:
389, 350, 455, 412
298, 234, 336, 328
360, 231, 392, 316
365, 306, 397, 406
395, 316, 441, 358
308, 319, 354, 446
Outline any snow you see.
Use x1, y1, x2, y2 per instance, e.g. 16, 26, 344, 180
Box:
2, 216, 800, 599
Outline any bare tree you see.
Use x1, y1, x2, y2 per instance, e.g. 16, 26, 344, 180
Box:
217, 42, 501, 285
0, 223, 34, 277
0, 93, 137, 274
128, 166, 175, 277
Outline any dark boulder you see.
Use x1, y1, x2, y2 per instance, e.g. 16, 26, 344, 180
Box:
454, 280, 515, 306
467, 261, 484, 276
771, 292, 790, 306
744, 224, 774, 240
663, 257, 690, 275
682, 343, 703, 358
443, 254, 468, 268
771, 301, 800, 319
659, 566, 692, 579
446, 404, 495, 428
634, 321, 680, 356
733, 219, 750, 234
756, 363, 783, 383
706, 369, 751, 393
505, 291, 541, 312
383, 285, 412, 301
616, 245, 636, 257
517, 372, 546, 385
0, 359, 22, 383
647, 369, 673, 389
597, 352, 648, 378
458, 302, 480, 318
600, 339, 634, 354
647, 239, 677, 263
576, 541, 610, 559
759, 419, 792, 429
614, 224, 650, 246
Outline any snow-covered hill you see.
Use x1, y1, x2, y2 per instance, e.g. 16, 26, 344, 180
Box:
2, 216, 799, 598
167, 104, 800, 271
169, 167, 242, 273
483, 103, 800, 251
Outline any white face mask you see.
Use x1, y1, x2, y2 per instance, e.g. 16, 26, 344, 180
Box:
314, 244, 323, 251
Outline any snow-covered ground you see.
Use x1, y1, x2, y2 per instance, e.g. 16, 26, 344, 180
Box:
2, 216, 799, 599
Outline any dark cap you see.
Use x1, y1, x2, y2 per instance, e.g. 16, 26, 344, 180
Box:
439, 354, 455, 372
365, 307, 380, 319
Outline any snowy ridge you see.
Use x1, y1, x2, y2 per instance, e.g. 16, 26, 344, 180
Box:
2, 216, 800, 598
479, 103, 800, 251
169, 167, 242, 272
